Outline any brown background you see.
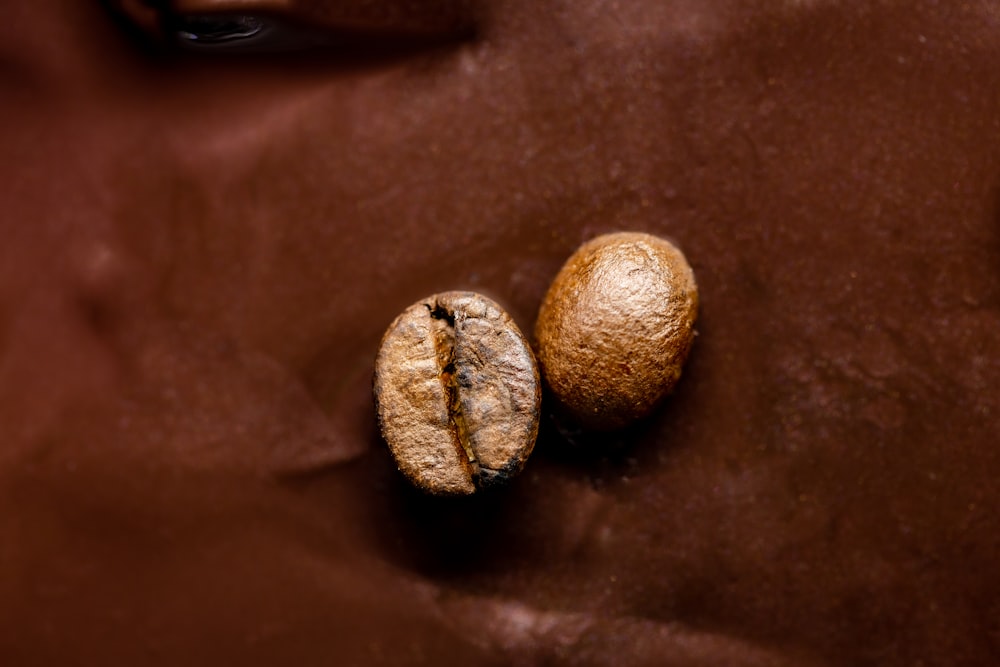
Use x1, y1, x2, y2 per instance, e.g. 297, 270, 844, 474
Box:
1, 1, 998, 664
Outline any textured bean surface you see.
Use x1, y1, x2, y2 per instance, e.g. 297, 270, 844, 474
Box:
374, 292, 540, 495
535, 232, 698, 430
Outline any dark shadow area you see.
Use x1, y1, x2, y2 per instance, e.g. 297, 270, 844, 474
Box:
364, 448, 529, 578
102, 2, 477, 73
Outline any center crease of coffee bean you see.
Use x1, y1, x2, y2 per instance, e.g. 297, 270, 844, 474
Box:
428, 303, 481, 482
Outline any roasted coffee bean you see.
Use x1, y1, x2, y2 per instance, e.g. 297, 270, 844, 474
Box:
374, 291, 541, 495
534, 232, 698, 431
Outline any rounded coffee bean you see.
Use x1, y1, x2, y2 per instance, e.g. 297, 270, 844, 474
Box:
374, 291, 541, 495
534, 232, 698, 431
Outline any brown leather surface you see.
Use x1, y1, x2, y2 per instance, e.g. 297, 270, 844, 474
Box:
1, 1, 998, 664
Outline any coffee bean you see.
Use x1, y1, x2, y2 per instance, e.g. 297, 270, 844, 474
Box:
374, 291, 541, 495
534, 232, 698, 431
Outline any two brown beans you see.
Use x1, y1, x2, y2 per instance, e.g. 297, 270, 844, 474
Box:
373, 232, 699, 495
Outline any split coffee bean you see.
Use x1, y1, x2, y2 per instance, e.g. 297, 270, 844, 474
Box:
374, 291, 541, 495
534, 232, 699, 431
